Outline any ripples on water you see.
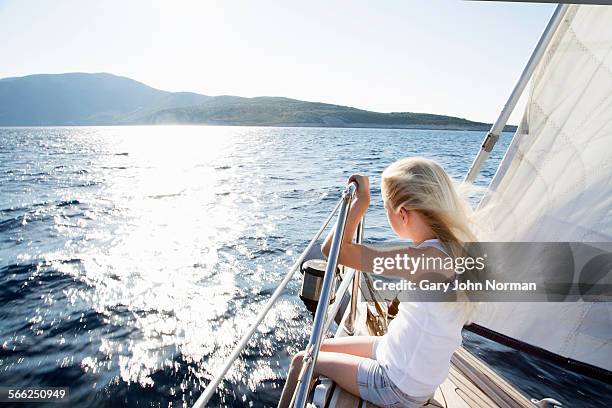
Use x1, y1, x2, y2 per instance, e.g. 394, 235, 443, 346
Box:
0, 126, 608, 407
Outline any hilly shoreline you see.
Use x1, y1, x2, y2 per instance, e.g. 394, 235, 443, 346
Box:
0, 73, 517, 131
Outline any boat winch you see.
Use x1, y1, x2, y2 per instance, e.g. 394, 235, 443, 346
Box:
299, 259, 339, 315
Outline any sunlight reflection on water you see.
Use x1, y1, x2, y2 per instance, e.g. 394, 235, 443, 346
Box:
69, 127, 281, 390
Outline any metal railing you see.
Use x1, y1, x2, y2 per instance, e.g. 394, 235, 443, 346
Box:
291, 182, 357, 408
193, 182, 359, 408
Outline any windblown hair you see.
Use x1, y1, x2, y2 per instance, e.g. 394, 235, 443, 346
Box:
381, 157, 481, 322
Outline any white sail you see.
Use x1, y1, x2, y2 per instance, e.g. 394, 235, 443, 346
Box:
474, 5, 612, 372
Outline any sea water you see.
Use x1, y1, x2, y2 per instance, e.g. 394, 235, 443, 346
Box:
0, 126, 609, 407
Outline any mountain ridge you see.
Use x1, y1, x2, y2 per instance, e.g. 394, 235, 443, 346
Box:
0, 73, 517, 131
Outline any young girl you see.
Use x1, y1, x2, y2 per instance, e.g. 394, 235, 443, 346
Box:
278, 157, 478, 408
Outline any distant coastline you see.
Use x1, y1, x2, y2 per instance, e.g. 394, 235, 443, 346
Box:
0, 73, 517, 132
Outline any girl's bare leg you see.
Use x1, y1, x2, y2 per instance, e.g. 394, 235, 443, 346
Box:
277, 336, 376, 408
320, 336, 376, 358
313, 351, 364, 396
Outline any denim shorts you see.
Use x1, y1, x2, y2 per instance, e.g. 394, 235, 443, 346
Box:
356, 340, 431, 408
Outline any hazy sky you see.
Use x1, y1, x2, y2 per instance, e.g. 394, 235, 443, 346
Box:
0, 0, 556, 123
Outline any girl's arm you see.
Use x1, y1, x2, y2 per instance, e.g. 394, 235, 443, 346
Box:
327, 237, 453, 281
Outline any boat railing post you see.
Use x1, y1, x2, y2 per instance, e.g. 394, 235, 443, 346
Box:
292, 182, 357, 408
343, 216, 364, 335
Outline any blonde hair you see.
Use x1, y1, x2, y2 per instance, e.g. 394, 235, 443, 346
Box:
381, 157, 481, 322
